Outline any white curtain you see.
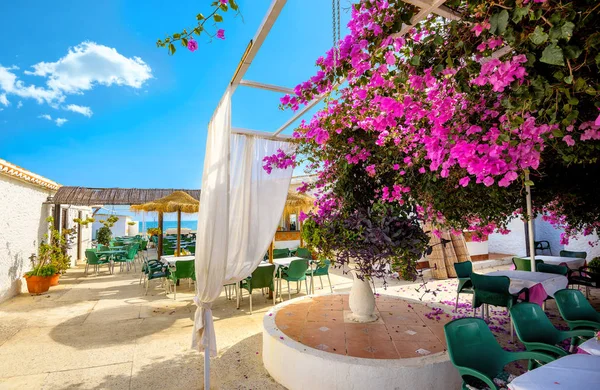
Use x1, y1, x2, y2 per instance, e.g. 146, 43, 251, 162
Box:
192, 87, 294, 356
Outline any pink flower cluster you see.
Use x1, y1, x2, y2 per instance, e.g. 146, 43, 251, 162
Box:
262, 149, 295, 174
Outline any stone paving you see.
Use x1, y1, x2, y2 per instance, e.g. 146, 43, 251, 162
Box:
0, 252, 598, 389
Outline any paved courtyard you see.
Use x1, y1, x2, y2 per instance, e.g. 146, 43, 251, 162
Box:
0, 253, 597, 389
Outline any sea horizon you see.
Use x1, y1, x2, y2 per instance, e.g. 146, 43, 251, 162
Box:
139, 220, 198, 232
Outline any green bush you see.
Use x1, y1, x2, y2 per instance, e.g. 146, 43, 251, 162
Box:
96, 226, 112, 246
25, 264, 57, 278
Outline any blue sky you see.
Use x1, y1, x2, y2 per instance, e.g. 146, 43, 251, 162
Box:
0, 0, 351, 190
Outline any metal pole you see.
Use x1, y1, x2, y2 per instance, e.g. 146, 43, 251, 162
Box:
524, 170, 536, 271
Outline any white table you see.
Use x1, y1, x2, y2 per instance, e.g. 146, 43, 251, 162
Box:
508, 354, 600, 389
487, 270, 568, 298
523, 255, 586, 270
579, 337, 600, 356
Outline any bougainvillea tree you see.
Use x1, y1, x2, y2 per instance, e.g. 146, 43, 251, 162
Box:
264, 0, 600, 278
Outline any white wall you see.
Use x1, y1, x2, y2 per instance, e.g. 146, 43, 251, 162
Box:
565, 232, 600, 260
533, 216, 564, 256
60, 206, 94, 266
0, 175, 54, 303
92, 214, 130, 239
488, 218, 527, 256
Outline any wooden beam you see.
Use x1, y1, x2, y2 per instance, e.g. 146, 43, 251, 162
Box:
158, 211, 163, 260
176, 209, 181, 256
239, 80, 295, 95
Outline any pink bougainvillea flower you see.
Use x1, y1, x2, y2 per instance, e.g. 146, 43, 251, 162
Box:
187, 38, 198, 52
595, 112, 600, 127
220, 0, 228, 4
216, 29, 225, 40
563, 135, 575, 146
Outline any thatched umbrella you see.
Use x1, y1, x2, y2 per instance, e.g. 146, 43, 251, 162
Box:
131, 191, 199, 257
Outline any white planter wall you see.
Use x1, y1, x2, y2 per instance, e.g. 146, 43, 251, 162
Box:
0, 175, 54, 303
488, 218, 527, 256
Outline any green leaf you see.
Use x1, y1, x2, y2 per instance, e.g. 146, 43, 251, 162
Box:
410, 55, 421, 66
512, 6, 529, 23
213, 14, 223, 22
563, 75, 573, 84
497, 10, 509, 34
196, 13, 205, 20
489, 13, 499, 34
560, 22, 575, 41
219, 3, 228, 11
229, 0, 239, 11
181, 38, 188, 47
564, 45, 582, 60
168, 43, 176, 55
524, 180, 534, 187
540, 44, 565, 66
552, 129, 564, 138
529, 26, 548, 45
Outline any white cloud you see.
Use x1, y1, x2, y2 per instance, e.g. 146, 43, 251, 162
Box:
0, 41, 152, 109
17, 101, 22, 109
0, 93, 9, 106
39, 114, 52, 121
25, 42, 153, 94
55, 118, 68, 127
64, 104, 92, 117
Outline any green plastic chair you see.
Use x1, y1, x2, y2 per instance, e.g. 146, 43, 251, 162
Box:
510, 303, 593, 366
85, 249, 109, 275
167, 260, 195, 300
454, 261, 474, 313
294, 247, 312, 259
305, 259, 332, 294
144, 261, 168, 296
445, 317, 555, 390
139, 256, 164, 285
554, 289, 600, 331
512, 257, 543, 272
238, 264, 276, 313
559, 250, 587, 259
471, 273, 529, 340
114, 244, 138, 272
273, 248, 289, 259
280, 259, 309, 300
536, 263, 568, 276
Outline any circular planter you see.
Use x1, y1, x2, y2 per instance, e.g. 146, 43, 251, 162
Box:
49, 273, 60, 286
24, 275, 51, 294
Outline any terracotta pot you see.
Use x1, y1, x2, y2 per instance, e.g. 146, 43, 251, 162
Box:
24, 275, 51, 294
49, 273, 60, 286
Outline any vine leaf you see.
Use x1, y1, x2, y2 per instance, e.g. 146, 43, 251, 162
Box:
529, 26, 548, 46
540, 44, 565, 66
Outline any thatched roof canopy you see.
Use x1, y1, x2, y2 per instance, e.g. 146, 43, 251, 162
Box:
284, 189, 314, 215
51, 186, 201, 206
130, 191, 199, 213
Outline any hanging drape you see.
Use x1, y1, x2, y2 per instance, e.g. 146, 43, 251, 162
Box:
192, 87, 294, 356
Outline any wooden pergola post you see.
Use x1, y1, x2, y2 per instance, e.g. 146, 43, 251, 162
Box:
176, 209, 181, 256
298, 207, 303, 248
158, 211, 164, 260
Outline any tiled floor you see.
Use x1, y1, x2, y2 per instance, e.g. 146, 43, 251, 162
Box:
275, 294, 449, 359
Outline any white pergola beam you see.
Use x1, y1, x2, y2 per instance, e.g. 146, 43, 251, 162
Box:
232, 127, 292, 141
272, 92, 327, 136
402, 0, 461, 21
229, 0, 288, 89
392, 0, 450, 37
239, 80, 295, 95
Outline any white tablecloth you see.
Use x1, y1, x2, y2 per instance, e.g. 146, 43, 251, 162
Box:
486, 270, 568, 297
162, 255, 195, 266
579, 338, 600, 356
273, 256, 304, 268
508, 354, 600, 389
523, 255, 586, 270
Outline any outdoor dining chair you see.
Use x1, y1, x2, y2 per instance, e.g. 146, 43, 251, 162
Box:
84, 249, 109, 275
559, 250, 587, 259
536, 263, 568, 276
306, 259, 332, 294
512, 257, 543, 272
273, 248, 290, 259
444, 317, 554, 390
238, 264, 276, 314
471, 273, 529, 341
294, 247, 312, 259
510, 302, 593, 363
554, 289, 600, 332
280, 259, 309, 300
167, 260, 195, 300
114, 244, 137, 272
534, 240, 552, 255
453, 261, 474, 313
144, 262, 168, 296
